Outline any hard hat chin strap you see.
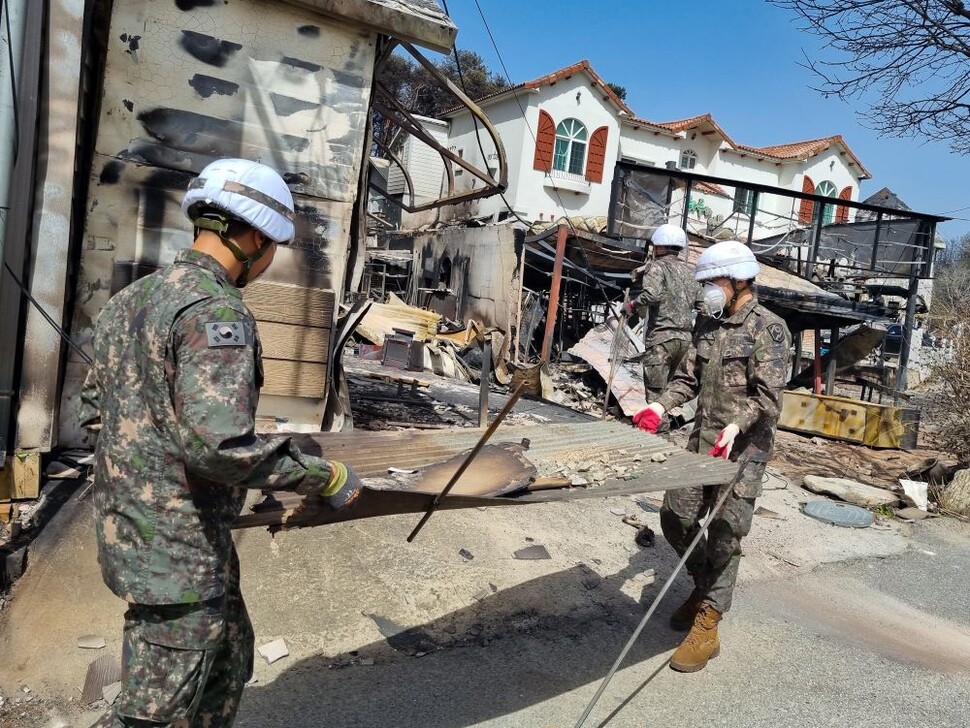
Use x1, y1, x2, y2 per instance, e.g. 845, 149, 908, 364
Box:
193, 212, 270, 287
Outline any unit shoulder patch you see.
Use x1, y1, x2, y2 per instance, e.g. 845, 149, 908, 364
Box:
204, 321, 247, 348
767, 323, 786, 344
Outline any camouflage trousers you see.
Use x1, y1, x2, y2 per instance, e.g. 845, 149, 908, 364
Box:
642, 338, 690, 403
93, 556, 254, 727
660, 481, 755, 614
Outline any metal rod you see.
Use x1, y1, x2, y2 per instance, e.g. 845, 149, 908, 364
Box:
746, 190, 759, 244
540, 225, 568, 362
825, 326, 839, 395
602, 289, 630, 417
680, 179, 693, 230
813, 329, 823, 395
406, 382, 527, 542
478, 336, 492, 429
574, 456, 752, 727
513, 244, 526, 364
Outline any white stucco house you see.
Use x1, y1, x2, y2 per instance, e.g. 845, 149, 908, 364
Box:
390, 60, 872, 238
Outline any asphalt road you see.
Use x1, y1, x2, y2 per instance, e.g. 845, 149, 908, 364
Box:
235, 518, 970, 728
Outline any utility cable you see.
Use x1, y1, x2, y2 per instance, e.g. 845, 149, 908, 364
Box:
3, 261, 92, 364
1, 0, 19, 155
574, 455, 752, 727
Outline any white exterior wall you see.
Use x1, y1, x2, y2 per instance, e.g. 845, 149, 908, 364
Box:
618, 125, 677, 167
444, 93, 531, 220
433, 72, 867, 234
387, 117, 448, 201
512, 75, 621, 222
446, 75, 622, 223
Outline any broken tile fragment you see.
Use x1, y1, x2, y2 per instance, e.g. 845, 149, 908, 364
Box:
513, 544, 551, 560
77, 635, 106, 650
258, 639, 289, 664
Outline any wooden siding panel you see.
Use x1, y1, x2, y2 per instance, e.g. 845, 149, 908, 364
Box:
243, 281, 335, 328
257, 321, 331, 363
261, 360, 328, 398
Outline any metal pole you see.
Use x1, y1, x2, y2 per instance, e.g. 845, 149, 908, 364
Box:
478, 336, 492, 429
513, 243, 526, 364
540, 225, 568, 362
680, 179, 693, 230
792, 330, 803, 380
602, 288, 630, 418
407, 382, 526, 543
574, 457, 752, 727
870, 211, 883, 271
813, 329, 823, 395
746, 190, 758, 244
825, 326, 839, 395
806, 206, 825, 278
895, 273, 920, 392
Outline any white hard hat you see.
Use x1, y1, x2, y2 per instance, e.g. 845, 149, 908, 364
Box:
651, 223, 687, 249
182, 158, 295, 243
694, 240, 760, 282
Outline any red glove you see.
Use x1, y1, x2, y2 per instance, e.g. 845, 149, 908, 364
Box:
622, 300, 635, 317
632, 403, 665, 433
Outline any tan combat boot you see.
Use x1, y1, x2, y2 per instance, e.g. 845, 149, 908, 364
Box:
668, 588, 704, 631
669, 602, 722, 672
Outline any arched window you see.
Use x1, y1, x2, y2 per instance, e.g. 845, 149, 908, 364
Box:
815, 180, 838, 225
553, 118, 587, 175
680, 149, 698, 170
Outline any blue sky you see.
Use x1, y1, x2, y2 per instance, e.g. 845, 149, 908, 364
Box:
435, 0, 969, 242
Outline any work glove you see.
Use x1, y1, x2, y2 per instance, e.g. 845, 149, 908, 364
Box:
622, 300, 636, 317
709, 424, 740, 460
632, 402, 666, 433
318, 461, 363, 510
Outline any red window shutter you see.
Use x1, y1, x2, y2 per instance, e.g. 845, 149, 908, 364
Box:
585, 126, 609, 183
533, 109, 555, 172
836, 186, 852, 223
798, 175, 815, 224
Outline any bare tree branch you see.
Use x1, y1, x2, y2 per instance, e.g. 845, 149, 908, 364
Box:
772, 0, 970, 153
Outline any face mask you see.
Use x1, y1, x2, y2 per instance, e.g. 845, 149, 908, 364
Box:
702, 282, 728, 318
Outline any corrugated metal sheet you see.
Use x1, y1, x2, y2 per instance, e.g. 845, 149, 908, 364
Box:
291, 420, 740, 493
568, 319, 647, 418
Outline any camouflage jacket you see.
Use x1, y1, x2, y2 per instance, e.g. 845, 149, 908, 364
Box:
633, 255, 701, 345
80, 250, 334, 605
656, 296, 791, 492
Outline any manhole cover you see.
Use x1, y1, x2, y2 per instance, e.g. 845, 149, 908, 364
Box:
803, 500, 874, 528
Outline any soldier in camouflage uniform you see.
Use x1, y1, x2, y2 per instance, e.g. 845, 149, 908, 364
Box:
625, 224, 701, 405
80, 159, 362, 726
634, 240, 791, 673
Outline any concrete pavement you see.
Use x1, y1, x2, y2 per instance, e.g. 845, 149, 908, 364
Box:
0, 470, 966, 727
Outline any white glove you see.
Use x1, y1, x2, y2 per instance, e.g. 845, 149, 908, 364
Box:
710, 423, 740, 459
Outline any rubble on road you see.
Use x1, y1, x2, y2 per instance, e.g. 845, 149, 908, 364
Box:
802, 475, 900, 508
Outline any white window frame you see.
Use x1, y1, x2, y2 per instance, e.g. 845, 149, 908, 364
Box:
815, 180, 838, 225
680, 149, 698, 170
553, 118, 588, 176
